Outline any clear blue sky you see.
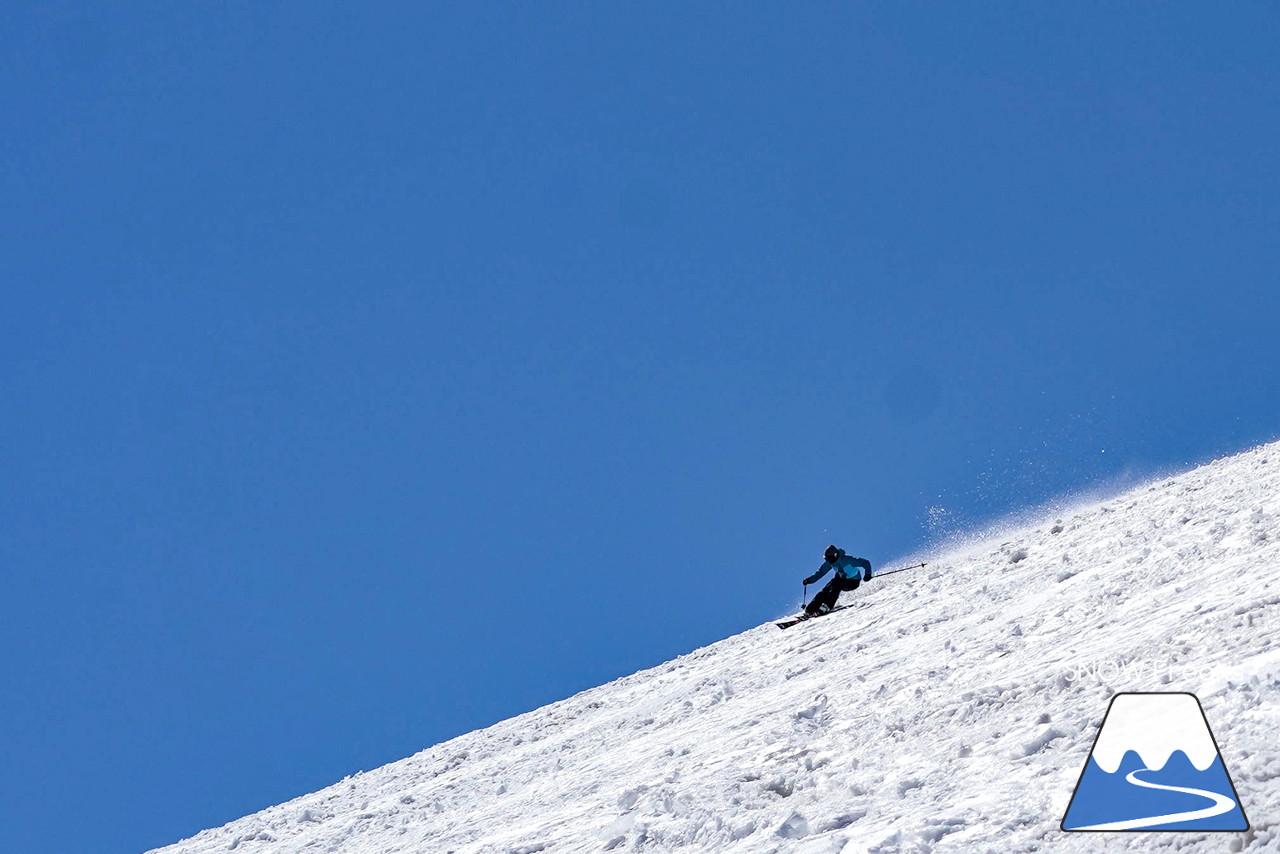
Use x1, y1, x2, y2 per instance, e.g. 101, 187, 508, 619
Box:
3, 4, 1278, 853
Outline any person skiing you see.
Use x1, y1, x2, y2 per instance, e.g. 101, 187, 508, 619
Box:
803, 545, 873, 616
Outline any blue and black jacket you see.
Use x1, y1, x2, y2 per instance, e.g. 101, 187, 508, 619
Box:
804, 548, 872, 585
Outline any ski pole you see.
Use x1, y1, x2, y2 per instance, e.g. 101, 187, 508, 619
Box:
874, 561, 928, 578
802, 583, 808, 608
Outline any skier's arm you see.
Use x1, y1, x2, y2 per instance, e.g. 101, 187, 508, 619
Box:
849, 557, 872, 579
803, 562, 832, 586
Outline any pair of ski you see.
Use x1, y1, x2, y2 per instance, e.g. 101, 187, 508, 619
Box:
775, 604, 853, 630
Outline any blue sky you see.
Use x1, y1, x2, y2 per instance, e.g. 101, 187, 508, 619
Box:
3, 4, 1278, 853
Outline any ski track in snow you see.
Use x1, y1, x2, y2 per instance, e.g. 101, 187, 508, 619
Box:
1072, 768, 1238, 831
148, 443, 1280, 854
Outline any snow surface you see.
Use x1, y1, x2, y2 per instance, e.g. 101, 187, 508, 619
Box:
147, 442, 1280, 853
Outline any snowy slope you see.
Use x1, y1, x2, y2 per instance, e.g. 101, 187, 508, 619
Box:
147, 443, 1280, 854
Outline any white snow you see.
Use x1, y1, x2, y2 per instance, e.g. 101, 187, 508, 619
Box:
146, 441, 1280, 853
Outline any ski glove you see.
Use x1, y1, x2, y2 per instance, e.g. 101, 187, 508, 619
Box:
803, 573, 821, 586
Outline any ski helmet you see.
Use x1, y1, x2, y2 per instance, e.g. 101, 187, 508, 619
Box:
824, 544, 840, 562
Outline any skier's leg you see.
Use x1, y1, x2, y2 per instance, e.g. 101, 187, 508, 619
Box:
828, 575, 861, 609
806, 578, 841, 614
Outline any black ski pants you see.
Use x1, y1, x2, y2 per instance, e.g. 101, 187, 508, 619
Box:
806, 573, 860, 615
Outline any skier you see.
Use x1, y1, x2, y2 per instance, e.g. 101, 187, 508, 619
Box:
803, 545, 873, 616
